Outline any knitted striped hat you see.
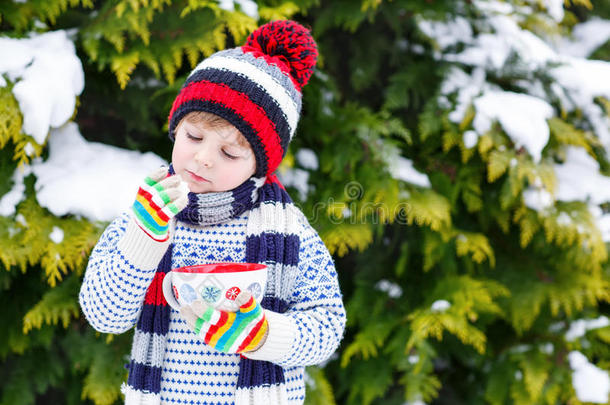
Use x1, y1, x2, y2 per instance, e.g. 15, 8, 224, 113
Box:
168, 20, 318, 178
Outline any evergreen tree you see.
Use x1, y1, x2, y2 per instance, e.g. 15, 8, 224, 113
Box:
2, 0, 610, 404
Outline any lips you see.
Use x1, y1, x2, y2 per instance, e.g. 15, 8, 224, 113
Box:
186, 170, 210, 183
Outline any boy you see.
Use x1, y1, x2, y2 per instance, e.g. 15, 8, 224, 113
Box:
79, 20, 346, 405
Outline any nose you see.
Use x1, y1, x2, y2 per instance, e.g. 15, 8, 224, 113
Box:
194, 145, 213, 168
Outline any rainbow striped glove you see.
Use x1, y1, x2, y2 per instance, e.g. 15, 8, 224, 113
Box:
180, 291, 269, 354
132, 167, 189, 241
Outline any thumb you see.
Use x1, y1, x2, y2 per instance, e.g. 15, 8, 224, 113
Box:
147, 166, 169, 183
236, 291, 255, 313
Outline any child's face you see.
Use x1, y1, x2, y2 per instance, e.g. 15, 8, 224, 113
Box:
171, 119, 256, 193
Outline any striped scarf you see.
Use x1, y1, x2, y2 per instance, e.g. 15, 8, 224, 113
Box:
122, 166, 300, 405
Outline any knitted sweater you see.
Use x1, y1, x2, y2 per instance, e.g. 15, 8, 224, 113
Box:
79, 209, 346, 405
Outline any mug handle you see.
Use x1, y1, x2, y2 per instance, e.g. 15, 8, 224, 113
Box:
162, 272, 181, 311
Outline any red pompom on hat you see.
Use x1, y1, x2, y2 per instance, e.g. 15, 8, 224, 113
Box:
168, 20, 318, 178
242, 20, 318, 92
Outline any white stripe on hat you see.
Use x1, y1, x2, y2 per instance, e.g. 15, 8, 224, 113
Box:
192, 56, 299, 135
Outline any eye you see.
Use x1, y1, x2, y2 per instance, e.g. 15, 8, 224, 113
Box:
222, 149, 238, 159
186, 132, 202, 141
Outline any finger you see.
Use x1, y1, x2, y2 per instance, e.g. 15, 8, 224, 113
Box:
157, 175, 181, 190
172, 194, 189, 213
165, 180, 190, 198
147, 166, 169, 183
191, 300, 207, 317
179, 306, 199, 329
164, 187, 184, 202
161, 201, 181, 218
177, 179, 190, 197
190, 300, 222, 326
236, 291, 256, 313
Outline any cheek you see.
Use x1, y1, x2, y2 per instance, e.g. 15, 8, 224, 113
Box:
237, 159, 256, 180
171, 141, 190, 170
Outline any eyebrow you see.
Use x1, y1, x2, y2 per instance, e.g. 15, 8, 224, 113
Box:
220, 133, 248, 150
223, 138, 246, 149
186, 123, 244, 148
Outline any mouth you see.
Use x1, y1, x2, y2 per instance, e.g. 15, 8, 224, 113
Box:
186, 170, 210, 183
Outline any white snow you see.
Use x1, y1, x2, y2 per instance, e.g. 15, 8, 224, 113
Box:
523, 187, 553, 211
551, 58, 610, 150
472, 91, 554, 162
568, 351, 610, 403
443, 67, 487, 124
0, 30, 84, 144
556, 18, 610, 58
556, 211, 572, 226
596, 214, 610, 242
0, 165, 31, 216
277, 168, 311, 201
431, 300, 451, 312
24, 142, 35, 156
419, 3, 610, 242
375, 279, 403, 299
216, 0, 258, 19
553, 147, 610, 205
541, 0, 564, 22
417, 16, 473, 50
49, 226, 64, 244
403, 400, 427, 405
444, 14, 557, 70
15, 213, 27, 227
30, 123, 167, 222
463, 130, 479, 148
473, 0, 514, 15
296, 148, 319, 170
388, 157, 431, 188
540, 343, 554, 354
566, 316, 610, 341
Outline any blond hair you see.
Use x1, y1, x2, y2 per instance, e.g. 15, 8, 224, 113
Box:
175, 111, 251, 150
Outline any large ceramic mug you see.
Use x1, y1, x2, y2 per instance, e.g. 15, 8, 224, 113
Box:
162, 262, 267, 312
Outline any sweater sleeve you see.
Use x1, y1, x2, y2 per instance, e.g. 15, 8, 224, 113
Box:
243, 222, 346, 367
78, 211, 172, 334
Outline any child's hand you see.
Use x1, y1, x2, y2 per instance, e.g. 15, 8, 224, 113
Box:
180, 291, 269, 354
132, 166, 189, 241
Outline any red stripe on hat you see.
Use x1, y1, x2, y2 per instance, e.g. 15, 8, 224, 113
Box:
144, 272, 167, 306
169, 80, 284, 174
138, 188, 170, 223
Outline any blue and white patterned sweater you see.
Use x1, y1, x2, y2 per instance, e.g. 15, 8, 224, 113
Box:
79, 210, 346, 405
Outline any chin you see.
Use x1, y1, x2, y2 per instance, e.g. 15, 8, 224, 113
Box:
188, 184, 207, 193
